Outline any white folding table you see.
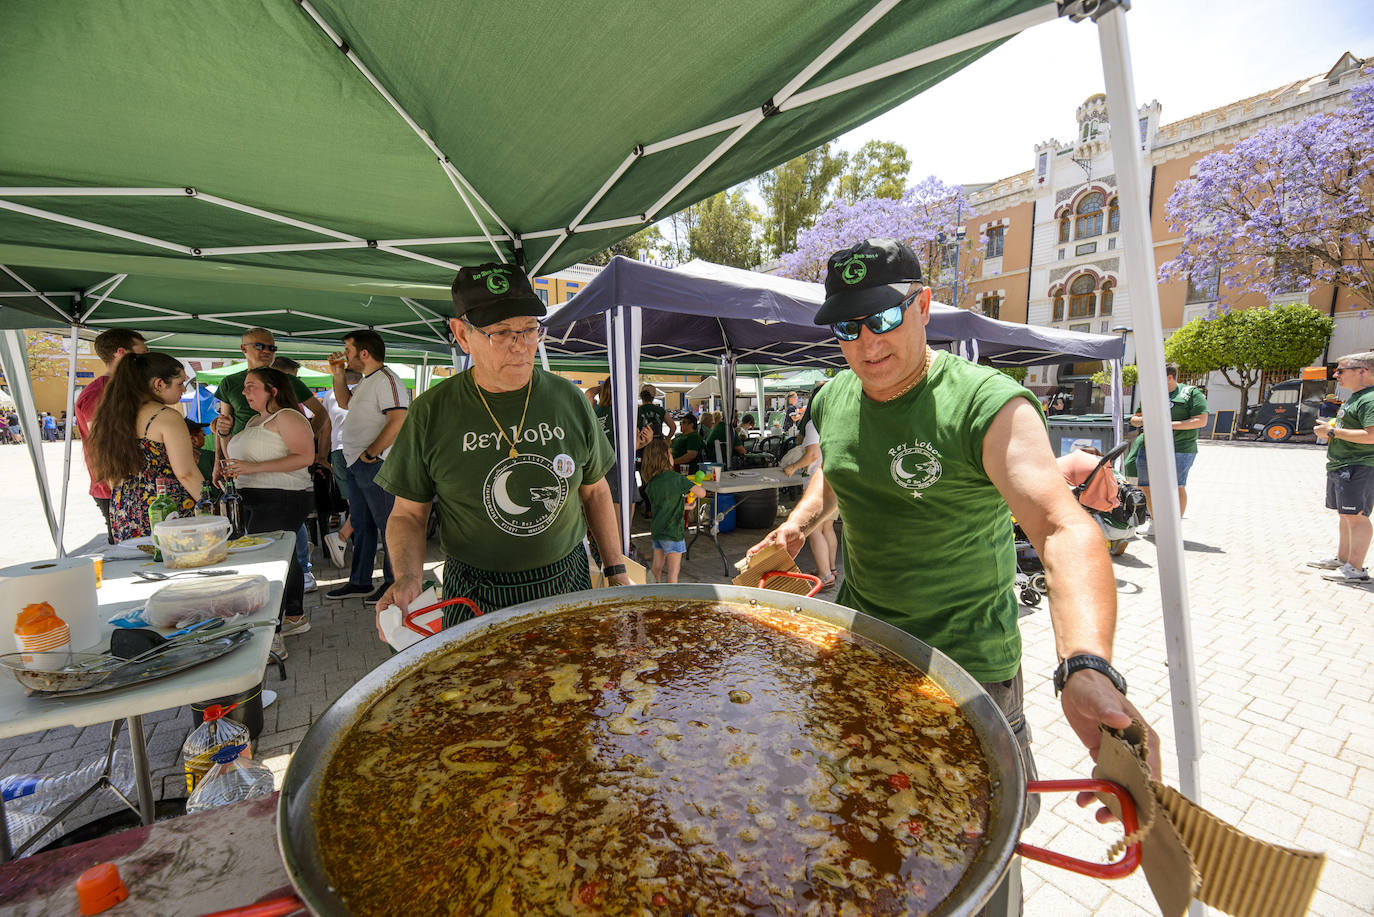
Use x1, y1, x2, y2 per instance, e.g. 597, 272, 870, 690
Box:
691, 468, 810, 575
0, 533, 291, 859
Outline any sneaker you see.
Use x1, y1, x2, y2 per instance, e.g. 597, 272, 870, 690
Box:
365, 583, 393, 606
326, 582, 372, 600
302, 572, 317, 593
1322, 563, 1372, 583
280, 615, 311, 637
270, 633, 289, 660
323, 531, 348, 568
1306, 555, 1345, 570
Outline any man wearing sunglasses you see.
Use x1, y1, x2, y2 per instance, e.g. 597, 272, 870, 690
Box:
750, 238, 1159, 914
213, 327, 327, 473
374, 263, 629, 636
1311, 352, 1374, 583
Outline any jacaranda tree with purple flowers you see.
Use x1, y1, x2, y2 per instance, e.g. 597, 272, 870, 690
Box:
778, 176, 974, 307
1160, 77, 1374, 310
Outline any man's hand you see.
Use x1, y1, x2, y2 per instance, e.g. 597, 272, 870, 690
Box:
1129, 413, 1143, 428
1315, 421, 1331, 436
216, 414, 233, 436
747, 519, 806, 559
373, 573, 425, 641
608, 572, 633, 587
360, 451, 380, 464
1060, 669, 1162, 821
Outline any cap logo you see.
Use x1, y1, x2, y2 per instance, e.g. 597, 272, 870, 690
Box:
840, 255, 867, 285
485, 271, 511, 295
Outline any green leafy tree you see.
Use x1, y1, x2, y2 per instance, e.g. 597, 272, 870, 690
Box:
757, 144, 846, 259
687, 190, 761, 268
1091, 364, 1139, 389
585, 225, 666, 266
994, 366, 1029, 384
1163, 304, 1332, 420
833, 140, 911, 204
24, 331, 70, 382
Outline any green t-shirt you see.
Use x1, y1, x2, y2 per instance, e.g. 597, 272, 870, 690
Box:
594, 403, 614, 442
215, 370, 316, 435
812, 353, 1038, 682
703, 423, 727, 462
671, 431, 705, 472
1139, 384, 1209, 454
638, 403, 667, 437
644, 470, 693, 541
376, 369, 614, 572
1328, 385, 1374, 470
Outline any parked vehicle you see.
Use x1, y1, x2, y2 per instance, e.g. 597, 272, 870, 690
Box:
1248, 378, 1328, 442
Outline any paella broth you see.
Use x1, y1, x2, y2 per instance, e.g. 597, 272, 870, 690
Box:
316, 603, 992, 915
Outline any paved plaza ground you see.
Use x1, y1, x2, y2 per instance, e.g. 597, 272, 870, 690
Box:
1, 438, 1371, 915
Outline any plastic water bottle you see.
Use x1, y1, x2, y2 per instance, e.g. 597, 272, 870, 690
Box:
3, 811, 65, 856
182, 704, 251, 793
0, 749, 134, 814
185, 745, 273, 814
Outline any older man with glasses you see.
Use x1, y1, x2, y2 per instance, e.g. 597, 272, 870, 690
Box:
1311, 352, 1374, 583
214, 327, 327, 478
374, 263, 629, 634
748, 238, 1159, 916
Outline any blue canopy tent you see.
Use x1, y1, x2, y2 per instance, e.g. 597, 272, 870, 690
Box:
543, 256, 1125, 547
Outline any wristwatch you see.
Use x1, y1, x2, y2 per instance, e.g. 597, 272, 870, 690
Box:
602, 563, 627, 578
1053, 654, 1127, 697
363, 450, 376, 461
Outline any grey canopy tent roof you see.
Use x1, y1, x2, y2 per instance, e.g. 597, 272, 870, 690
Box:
544, 256, 1124, 368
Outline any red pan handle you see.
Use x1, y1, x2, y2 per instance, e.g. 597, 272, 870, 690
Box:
1015, 779, 1141, 879
198, 896, 305, 917
758, 570, 823, 597
403, 597, 483, 635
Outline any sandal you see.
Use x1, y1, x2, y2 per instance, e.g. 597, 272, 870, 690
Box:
820, 572, 837, 588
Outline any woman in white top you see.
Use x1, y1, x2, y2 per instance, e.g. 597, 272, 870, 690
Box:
223, 367, 316, 643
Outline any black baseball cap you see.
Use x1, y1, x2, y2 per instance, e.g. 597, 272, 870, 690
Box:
451, 263, 548, 327
814, 239, 923, 325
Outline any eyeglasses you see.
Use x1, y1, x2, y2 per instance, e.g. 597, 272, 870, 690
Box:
831, 290, 920, 342
248, 342, 278, 353
466, 322, 547, 347
1334, 366, 1362, 375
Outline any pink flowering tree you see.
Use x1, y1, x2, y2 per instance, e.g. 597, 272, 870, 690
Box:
778, 176, 975, 307
1160, 77, 1374, 312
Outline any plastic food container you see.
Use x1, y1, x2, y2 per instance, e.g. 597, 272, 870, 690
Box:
145, 574, 271, 629
153, 515, 232, 569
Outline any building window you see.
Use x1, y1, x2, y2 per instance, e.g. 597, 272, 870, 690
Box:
1186, 265, 1220, 303
982, 295, 1001, 320
1053, 294, 1064, 321
1075, 192, 1104, 239
985, 226, 1005, 258
1108, 237, 1116, 250
1108, 198, 1120, 233
1057, 249, 1066, 261
1069, 274, 1096, 318
1058, 217, 1070, 244
1100, 283, 1114, 316
535, 288, 549, 305
1070, 323, 1090, 334
1037, 152, 1048, 180
1273, 251, 1312, 292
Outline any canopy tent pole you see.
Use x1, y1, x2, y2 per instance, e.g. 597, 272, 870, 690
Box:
605, 306, 641, 552
55, 323, 81, 558
1096, 4, 1202, 804
0, 330, 60, 551
717, 356, 737, 466
1110, 358, 1124, 451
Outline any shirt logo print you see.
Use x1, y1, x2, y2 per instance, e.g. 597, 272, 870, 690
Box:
888, 442, 942, 498
483, 454, 568, 536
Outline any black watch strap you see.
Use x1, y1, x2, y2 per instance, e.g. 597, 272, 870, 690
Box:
602, 563, 627, 577
1053, 654, 1127, 697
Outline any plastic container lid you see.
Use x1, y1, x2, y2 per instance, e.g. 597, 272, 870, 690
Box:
76, 862, 128, 915
152, 515, 231, 550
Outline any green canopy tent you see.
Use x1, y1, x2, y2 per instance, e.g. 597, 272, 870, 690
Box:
0, 1, 1206, 813
194, 360, 332, 388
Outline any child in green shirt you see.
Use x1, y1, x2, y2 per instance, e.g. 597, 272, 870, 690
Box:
641, 439, 706, 583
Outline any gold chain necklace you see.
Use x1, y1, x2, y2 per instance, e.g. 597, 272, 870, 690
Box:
474, 374, 533, 459
882, 346, 937, 402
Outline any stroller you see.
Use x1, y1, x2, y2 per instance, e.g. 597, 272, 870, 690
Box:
1014, 440, 1148, 602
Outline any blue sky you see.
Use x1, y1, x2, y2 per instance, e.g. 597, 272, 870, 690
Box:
837, 0, 1374, 186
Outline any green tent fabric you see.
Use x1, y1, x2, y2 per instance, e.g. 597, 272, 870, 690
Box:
0, 0, 1053, 346
194, 360, 332, 388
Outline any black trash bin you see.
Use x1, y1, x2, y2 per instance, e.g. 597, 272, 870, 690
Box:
187, 679, 265, 742
733, 487, 779, 529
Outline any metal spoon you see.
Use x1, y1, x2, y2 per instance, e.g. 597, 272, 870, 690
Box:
132, 568, 239, 582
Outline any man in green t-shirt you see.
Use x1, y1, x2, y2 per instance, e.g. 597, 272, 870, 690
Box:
213, 327, 327, 480
637, 388, 676, 439
374, 263, 628, 632
670, 415, 705, 474
749, 239, 1157, 914
1311, 352, 1374, 583
1128, 364, 1209, 528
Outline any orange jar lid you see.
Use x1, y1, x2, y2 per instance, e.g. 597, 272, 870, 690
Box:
15, 602, 65, 636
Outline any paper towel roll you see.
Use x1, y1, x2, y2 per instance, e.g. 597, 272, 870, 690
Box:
0, 557, 101, 652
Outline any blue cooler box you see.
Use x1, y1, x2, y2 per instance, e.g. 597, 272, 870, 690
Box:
716, 492, 737, 533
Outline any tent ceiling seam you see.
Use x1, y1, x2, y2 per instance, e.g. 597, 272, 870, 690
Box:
79, 273, 128, 323
439, 160, 506, 262
0, 199, 192, 255
0, 265, 71, 322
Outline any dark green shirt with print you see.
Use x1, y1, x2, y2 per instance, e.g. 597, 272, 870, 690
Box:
812, 352, 1039, 682
638, 403, 668, 437
215, 371, 315, 436
594, 403, 614, 442
671, 431, 705, 472
1140, 384, 1209, 454
644, 470, 693, 541
376, 369, 613, 572
1328, 385, 1374, 470
702, 423, 727, 463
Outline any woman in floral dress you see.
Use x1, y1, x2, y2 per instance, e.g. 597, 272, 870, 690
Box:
87, 351, 202, 539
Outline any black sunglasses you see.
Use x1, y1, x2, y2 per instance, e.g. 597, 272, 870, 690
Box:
831, 289, 921, 342
249, 342, 278, 353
